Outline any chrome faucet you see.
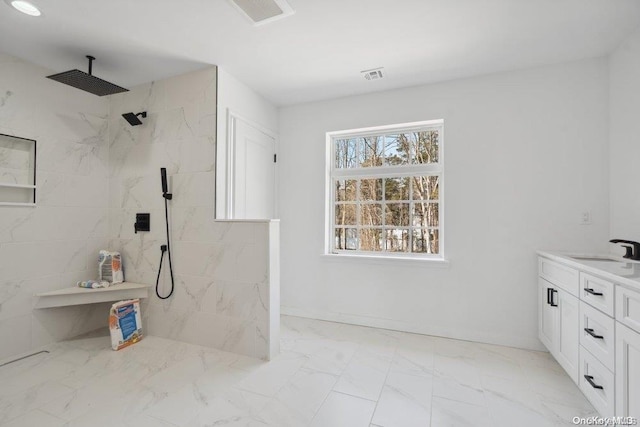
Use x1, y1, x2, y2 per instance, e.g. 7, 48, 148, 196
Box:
609, 239, 640, 261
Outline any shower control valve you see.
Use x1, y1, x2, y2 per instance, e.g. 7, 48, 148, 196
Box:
134, 213, 150, 234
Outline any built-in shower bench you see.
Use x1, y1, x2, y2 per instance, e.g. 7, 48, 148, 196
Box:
34, 282, 151, 309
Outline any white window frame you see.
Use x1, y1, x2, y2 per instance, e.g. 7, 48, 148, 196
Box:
325, 119, 444, 260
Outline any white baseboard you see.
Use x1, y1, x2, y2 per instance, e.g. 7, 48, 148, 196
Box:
281, 305, 545, 352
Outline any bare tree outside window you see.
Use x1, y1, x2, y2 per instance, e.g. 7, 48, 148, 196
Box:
330, 121, 443, 258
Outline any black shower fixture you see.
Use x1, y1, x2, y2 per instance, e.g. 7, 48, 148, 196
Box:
122, 111, 147, 126
46, 55, 129, 96
156, 167, 175, 300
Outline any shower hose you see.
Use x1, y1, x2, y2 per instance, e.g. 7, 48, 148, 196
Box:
155, 195, 175, 299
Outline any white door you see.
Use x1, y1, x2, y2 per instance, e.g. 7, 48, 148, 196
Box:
232, 116, 276, 219
616, 323, 640, 417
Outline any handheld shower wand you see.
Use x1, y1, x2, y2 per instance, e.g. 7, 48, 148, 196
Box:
156, 168, 175, 299
161, 168, 169, 195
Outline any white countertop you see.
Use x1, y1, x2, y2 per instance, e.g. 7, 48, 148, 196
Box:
537, 250, 640, 291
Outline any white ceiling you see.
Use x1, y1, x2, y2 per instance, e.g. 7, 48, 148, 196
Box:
1, 0, 639, 106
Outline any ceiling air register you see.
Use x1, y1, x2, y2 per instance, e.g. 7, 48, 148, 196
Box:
229, 0, 294, 25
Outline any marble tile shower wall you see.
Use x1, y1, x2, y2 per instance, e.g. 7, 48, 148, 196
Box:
0, 53, 111, 360
108, 68, 273, 359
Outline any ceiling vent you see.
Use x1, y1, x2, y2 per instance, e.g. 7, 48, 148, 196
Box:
229, 0, 294, 26
361, 68, 385, 81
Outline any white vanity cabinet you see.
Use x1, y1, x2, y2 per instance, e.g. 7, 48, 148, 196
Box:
537, 252, 640, 417
556, 288, 580, 382
616, 322, 640, 418
616, 285, 640, 333
580, 301, 616, 370
579, 344, 616, 416
615, 285, 640, 418
537, 262, 580, 383
538, 278, 556, 351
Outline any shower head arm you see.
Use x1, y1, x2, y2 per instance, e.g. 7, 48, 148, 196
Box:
86, 55, 95, 76
122, 111, 147, 126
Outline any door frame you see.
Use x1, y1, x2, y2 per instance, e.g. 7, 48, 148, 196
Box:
226, 109, 278, 219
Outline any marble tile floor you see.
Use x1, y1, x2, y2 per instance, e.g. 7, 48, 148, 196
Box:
0, 315, 597, 427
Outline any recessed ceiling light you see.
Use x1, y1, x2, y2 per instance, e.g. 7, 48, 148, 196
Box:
9, 0, 41, 16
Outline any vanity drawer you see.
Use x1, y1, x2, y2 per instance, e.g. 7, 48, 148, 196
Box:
580, 301, 615, 370
616, 285, 640, 334
580, 273, 614, 317
539, 257, 579, 297
579, 347, 615, 417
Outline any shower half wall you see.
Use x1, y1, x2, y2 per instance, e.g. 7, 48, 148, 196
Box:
107, 68, 279, 360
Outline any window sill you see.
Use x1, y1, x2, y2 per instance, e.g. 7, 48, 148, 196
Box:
321, 253, 450, 268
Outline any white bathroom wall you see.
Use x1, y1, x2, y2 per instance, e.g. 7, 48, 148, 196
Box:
609, 28, 640, 245
215, 68, 279, 218
108, 68, 278, 359
278, 57, 611, 350
0, 53, 111, 361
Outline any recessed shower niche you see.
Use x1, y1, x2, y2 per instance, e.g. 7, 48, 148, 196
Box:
0, 133, 36, 206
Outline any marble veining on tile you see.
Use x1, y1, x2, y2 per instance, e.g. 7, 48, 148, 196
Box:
0, 316, 596, 427
0, 52, 110, 361
105, 68, 276, 361
106, 70, 276, 359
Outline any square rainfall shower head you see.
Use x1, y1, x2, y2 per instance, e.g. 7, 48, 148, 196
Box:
46, 69, 129, 96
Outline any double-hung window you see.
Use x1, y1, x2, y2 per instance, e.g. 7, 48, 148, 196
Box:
326, 120, 444, 259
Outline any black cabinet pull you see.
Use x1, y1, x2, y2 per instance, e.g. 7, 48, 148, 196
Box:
584, 328, 604, 339
547, 288, 552, 305
550, 289, 558, 307
584, 288, 603, 296
584, 375, 604, 390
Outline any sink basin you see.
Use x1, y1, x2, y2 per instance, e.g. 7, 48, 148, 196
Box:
570, 256, 620, 262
